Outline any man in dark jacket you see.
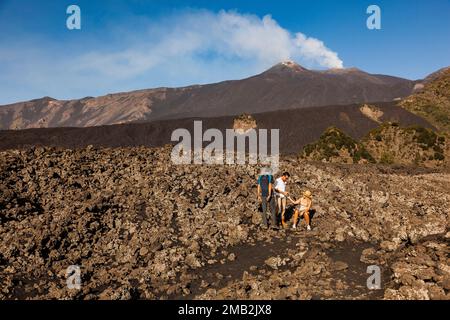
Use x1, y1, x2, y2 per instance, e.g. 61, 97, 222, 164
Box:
257, 167, 278, 229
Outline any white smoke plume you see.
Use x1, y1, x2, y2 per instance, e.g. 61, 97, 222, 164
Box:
0, 9, 344, 103
77, 10, 344, 78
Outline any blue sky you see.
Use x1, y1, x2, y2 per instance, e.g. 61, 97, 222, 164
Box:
0, 0, 449, 105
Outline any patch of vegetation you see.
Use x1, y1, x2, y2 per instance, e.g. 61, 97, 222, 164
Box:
421, 105, 450, 126
414, 153, 422, 165
354, 148, 375, 163
434, 152, 445, 161
379, 152, 394, 165
405, 125, 439, 150
235, 113, 255, 122
233, 113, 257, 131
304, 123, 447, 166
400, 68, 450, 133
302, 127, 375, 163
366, 122, 398, 140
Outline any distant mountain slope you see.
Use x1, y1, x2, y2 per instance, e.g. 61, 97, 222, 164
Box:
400, 67, 450, 133
0, 61, 417, 130
0, 102, 433, 154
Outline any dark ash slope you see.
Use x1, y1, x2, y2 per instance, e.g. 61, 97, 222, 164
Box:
0, 102, 433, 154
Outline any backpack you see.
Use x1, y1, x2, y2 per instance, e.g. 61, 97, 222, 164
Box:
259, 175, 272, 196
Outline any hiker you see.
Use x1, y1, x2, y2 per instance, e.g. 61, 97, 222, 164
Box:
290, 190, 313, 231
257, 167, 277, 229
274, 172, 290, 228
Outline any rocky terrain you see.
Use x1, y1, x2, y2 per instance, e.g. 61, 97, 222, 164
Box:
1, 145, 448, 300
0, 62, 448, 301
0, 61, 417, 130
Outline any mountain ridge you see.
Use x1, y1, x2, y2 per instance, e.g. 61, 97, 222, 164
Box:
0, 61, 425, 130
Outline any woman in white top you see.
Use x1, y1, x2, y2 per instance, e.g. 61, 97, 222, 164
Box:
290, 190, 313, 231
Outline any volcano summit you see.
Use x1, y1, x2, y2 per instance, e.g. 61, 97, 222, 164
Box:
0, 61, 417, 130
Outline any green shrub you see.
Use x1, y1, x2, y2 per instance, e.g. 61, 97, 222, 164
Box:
380, 152, 394, 165
407, 126, 438, 149
434, 152, 445, 161
301, 127, 374, 163
354, 148, 376, 163
414, 153, 421, 165
236, 113, 252, 120
303, 144, 315, 156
